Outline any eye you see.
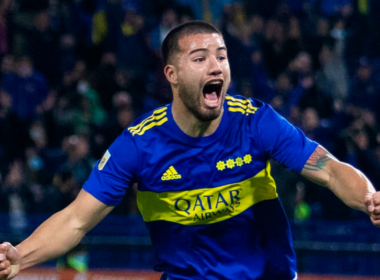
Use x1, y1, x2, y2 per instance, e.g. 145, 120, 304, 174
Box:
218, 56, 226, 61
194, 57, 205, 62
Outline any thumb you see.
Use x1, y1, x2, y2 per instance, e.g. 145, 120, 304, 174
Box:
364, 193, 375, 213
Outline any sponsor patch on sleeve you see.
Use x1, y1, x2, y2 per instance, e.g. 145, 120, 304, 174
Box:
98, 150, 111, 170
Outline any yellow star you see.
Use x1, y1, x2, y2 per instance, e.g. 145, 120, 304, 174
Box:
216, 161, 226, 171
243, 154, 252, 164
236, 157, 243, 166
226, 159, 235, 169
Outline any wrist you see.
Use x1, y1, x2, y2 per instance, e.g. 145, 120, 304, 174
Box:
14, 245, 24, 270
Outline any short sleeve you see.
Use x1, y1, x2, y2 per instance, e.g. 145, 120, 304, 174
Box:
83, 130, 138, 205
254, 104, 318, 172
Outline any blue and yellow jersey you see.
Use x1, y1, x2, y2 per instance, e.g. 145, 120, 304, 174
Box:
84, 95, 317, 280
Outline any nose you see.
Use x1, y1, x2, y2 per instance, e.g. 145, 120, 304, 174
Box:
208, 56, 222, 76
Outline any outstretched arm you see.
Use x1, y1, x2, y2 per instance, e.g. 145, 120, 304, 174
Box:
0, 189, 114, 279
301, 145, 380, 226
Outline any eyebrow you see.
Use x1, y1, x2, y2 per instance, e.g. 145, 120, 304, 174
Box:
189, 46, 227, 55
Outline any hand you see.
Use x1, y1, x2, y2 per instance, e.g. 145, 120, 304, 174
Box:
365, 193, 380, 227
0, 243, 20, 280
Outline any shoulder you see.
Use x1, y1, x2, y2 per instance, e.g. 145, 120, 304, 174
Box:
127, 105, 169, 137
225, 95, 274, 127
225, 95, 265, 116
225, 95, 289, 134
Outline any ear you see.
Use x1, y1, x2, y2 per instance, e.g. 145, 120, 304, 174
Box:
164, 64, 178, 85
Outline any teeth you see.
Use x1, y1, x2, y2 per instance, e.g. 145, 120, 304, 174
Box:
205, 99, 218, 104
207, 81, 222, 85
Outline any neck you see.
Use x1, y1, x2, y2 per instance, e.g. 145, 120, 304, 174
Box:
172, 99, 223, 138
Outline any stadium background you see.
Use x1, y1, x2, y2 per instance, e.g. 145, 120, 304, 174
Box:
1, 0, 380, 278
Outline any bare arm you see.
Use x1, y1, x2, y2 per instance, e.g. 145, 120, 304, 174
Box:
0, 189, 114, 278
301, 145, 380, 225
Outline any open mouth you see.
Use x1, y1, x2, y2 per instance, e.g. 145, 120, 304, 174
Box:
202, 80, 223, 107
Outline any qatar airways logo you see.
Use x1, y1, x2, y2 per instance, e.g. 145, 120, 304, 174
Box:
174, 189, 241, 221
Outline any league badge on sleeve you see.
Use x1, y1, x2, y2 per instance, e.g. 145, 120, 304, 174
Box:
98, 150, 111, 170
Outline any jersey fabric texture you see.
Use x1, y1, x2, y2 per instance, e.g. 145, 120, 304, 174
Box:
83, 95, 318, 280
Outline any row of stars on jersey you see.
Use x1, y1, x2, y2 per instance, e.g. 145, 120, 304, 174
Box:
216, 154, 252, 171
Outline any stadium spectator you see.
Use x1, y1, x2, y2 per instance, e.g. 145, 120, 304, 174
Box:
76, 77, 106, 127
293, 182, 311, 222
314, 36, 349, 102
0, 0, 13, 60
91, 52, 119, 112
1, 56, 49, 121
348, 57, 380, 115
300, 107, 336, 151
261, 18, 300, 79
59, 33, 77, 78
149, 8, 178, 55
0, 88, 21, 170
116, 7, 155, 73
40, 169, 79, 214
71, 0, 103, 68
26, 11, 61, 86
249, 46, 275, 103
0, 159, 35, 233
26, 120, 62, 186
0, 56, 49, 158
0, 53, 13, 81
90, 90, 135, 160
60, 135, 93, 187
304, 17, 331, 70
43, 92, 83, 149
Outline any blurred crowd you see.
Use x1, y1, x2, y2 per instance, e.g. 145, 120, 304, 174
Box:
0, 0, 380, 231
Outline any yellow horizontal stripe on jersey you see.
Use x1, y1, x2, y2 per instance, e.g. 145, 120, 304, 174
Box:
129, 112, 167, 135
137, 161, 277, 226
129, 111, 166, 133
227, 100, 258, 110
133, 117, 168, 136
225, 95, 251, 104
227, 101, 247, 107
228, 107, 246, 114
128, 107, 167, 133
226, 96, 258, 109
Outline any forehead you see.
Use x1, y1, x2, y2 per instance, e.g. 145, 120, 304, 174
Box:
178, 33, 226, 54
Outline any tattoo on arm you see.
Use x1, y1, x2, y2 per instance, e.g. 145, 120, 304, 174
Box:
303, 146, 335, 171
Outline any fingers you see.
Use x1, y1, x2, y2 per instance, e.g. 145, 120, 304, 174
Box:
0, 243, 11, 255
366, 192, 380, 227
0, 243, 10, 280
0, 267, 12, 280
0, 260, 10, 270
0, 243, 9, 266
0, 254, 11, 280
364, 193, 374, 213
0, 243, 9, 275
0, 243, 18, 265
0, 242, 20, 280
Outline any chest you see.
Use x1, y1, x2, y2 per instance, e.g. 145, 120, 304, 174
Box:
136, 132, 267, 193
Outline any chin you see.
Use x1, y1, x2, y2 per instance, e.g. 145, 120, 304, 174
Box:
195, 107, 223, 122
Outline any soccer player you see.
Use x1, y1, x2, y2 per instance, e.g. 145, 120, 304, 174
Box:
0, 21, 380, 280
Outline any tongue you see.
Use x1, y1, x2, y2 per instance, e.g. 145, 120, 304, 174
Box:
204, 91, 218, 100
